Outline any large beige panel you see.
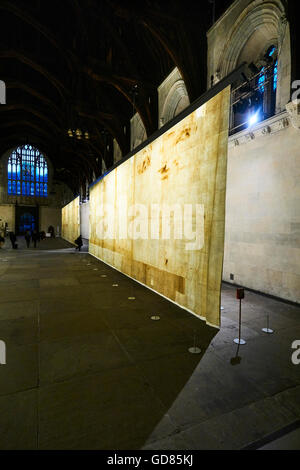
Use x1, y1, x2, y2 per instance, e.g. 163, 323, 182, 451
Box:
0, 204, 15, 232
61, 196, 80, 244
89, 88, 230, 327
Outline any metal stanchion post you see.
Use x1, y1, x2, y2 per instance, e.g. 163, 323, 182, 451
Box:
188, 330, 201, 354
262, 314, 274, 334
234, 288, 246, 345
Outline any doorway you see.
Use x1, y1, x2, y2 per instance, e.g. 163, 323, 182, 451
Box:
15, 206, 39, 235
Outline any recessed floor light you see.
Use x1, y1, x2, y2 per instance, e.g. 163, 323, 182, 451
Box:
188, 347, 201, 354
150, 315, 160, 321
262, 328, 274, 334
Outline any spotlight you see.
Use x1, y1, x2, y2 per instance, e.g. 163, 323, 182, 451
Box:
248, 111, 259, 127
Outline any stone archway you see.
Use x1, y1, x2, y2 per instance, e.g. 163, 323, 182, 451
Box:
130, 113, 147, 151
160, 79, 190, 127
218, 1, 285, 78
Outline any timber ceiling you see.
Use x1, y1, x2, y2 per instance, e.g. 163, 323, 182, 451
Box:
0, 0, 240, 192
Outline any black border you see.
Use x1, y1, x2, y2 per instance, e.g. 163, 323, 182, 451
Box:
242, 420, 300, 450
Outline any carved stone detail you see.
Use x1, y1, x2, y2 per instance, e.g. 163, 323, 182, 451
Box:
229, 112, 292, 148
262, 126, 271, 135
286, 101, 300, 130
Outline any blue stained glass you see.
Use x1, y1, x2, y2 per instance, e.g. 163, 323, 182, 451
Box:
273, 60, 278, 91
8, 145, 48, 197
269, 46, 276, 57
258, 67, 265, 93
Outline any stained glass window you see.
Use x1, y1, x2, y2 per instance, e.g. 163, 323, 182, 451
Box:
258, 67, 265, 93
268, 46, 276, 57
8, 145, 48, 197
273, 59, 278, 91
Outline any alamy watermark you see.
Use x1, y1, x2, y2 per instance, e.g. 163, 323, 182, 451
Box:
292, 80, 300, 104
291, 340, 300, 365
0, 340, 6, 365
94, 202, 205, 251
0, 80, 6, 104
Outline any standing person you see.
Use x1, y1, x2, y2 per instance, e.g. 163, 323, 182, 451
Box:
48, 225, 55, 238
74, 235, 83, 251
9, 231, 17, 249
32, 230, 38, 248
25, 230, 31, 248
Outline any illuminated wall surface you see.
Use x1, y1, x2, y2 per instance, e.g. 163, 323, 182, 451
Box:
62, 196, 80, 245
89, 88, 230, 327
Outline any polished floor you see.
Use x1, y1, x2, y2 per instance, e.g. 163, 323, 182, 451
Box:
0, 237, 299, 449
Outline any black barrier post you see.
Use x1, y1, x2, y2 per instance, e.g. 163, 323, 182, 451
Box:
234, 288, 246, 345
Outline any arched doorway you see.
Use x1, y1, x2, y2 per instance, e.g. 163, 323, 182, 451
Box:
15, 206, 38, 235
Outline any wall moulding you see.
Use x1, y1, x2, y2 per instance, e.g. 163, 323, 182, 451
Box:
286, 101, 300, 130
229, 111, 291, 147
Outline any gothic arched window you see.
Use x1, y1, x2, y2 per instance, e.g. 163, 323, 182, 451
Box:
230, 45, 278, 134
8, 145, 48, 197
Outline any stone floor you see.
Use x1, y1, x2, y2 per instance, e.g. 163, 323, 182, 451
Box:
0, 237, 299, 450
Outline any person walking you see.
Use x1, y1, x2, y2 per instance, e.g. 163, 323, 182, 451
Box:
25, 230, 31, 248
9, 231, 17, 249
32, 230, 38, 248
75, 235, 83, 251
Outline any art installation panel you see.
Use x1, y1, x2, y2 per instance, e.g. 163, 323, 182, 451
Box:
89, 87, 230, 326
62, 196, 80, 245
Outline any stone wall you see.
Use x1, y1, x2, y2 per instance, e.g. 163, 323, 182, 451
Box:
158, 67, 190, 128
113, 138, 122, 164
39, 207, 62, 236
80, 201, 90, 239
224, 111, 300, 302
130, 113, 147, 151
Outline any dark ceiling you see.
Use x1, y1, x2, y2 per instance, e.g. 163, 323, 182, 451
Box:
0, 0, 282, 193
